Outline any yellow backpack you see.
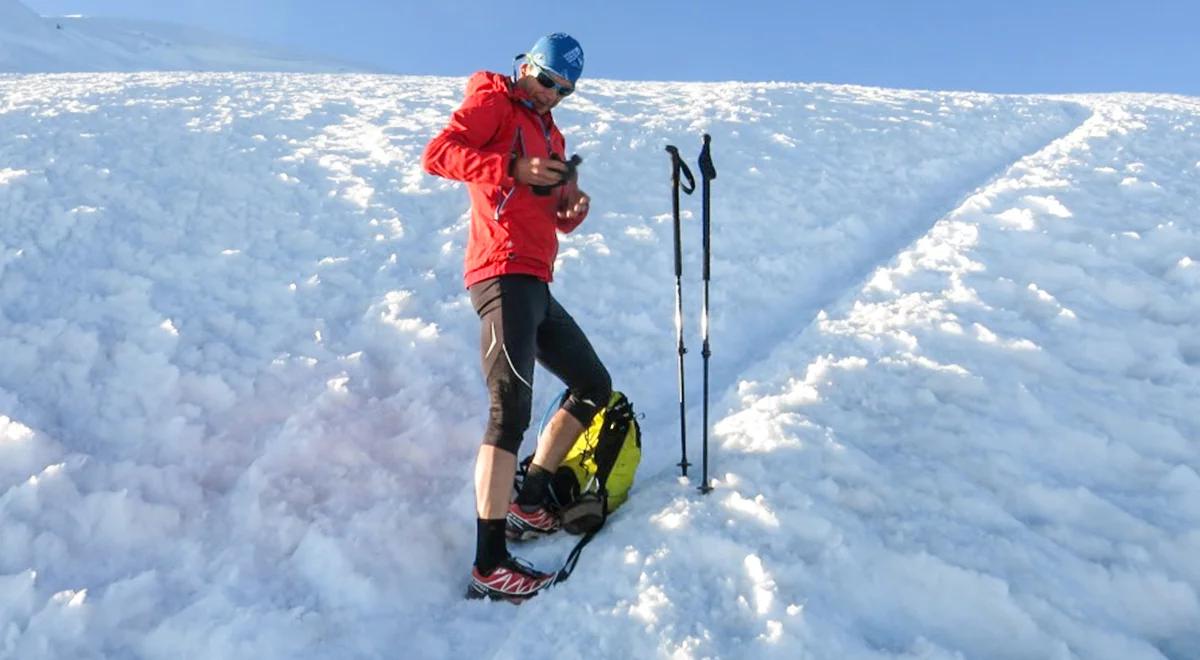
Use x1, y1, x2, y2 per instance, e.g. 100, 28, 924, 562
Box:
519, 390, 642, 535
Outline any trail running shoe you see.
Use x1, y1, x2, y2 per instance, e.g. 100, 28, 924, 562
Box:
466, 556, 555, 602
505, 502, 561, 540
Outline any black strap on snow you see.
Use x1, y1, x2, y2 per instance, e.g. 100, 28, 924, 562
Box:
554, 396, 635, 584
555, 496, 606, 584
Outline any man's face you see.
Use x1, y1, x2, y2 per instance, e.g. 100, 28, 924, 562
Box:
520, 63, 574, 115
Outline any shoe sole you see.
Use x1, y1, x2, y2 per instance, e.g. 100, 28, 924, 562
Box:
465, 581, 543, 604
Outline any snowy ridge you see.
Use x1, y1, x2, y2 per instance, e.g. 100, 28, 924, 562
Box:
1, 73, 1198, 659
0, 0, 358, 73
716, 96, 1200, 659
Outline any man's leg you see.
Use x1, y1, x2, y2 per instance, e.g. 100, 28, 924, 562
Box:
530, 408, 585, 473
512, 411, 581, 513
515, 293, 611, 508
467, 276, 545, 567
536, 293, 611, 445
464, 277, 558, 600
475, 445, 516, 518
468, 444, 554, 600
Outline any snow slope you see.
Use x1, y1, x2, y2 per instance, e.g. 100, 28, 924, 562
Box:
0, 0, 358, 73
1, 72, 1198, 659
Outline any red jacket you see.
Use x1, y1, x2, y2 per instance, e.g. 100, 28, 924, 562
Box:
422, 71, 588, 288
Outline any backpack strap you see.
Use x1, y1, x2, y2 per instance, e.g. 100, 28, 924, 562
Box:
554, 394, 634, 584
555, 494, 606, 584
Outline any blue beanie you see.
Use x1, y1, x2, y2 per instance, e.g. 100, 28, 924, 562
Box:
525, 33, 585, 83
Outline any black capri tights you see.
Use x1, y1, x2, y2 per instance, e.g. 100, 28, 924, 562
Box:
468, 275, 612, 455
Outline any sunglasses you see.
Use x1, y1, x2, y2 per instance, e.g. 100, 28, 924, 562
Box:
533, 65, 574, 97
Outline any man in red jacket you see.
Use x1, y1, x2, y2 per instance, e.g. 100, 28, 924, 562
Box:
423, 33, 611, 602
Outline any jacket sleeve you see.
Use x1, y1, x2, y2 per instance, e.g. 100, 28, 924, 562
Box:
556, 213, 587, 234
422, 92, 516, 186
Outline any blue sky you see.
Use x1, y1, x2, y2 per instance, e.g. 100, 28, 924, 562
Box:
23, 0, 1200, 94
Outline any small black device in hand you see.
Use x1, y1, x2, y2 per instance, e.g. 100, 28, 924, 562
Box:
532, 153, 583, 195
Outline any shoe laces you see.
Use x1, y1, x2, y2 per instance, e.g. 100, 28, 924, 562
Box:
504, 554, 547, 578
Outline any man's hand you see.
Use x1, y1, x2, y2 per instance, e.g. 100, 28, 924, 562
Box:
514, 156, 568, 186
557, 187, 590, 219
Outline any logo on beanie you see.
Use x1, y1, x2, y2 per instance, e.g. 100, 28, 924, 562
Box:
562, 46, 583, 69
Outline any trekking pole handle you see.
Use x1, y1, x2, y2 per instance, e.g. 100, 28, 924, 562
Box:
698, 134, 716, 282
665, 145, 696, 194
665, 145, 695, 278
698, 134, 717, 182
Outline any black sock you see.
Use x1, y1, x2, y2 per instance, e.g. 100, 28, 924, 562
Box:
475, 518, 508, 575
516, 463, 552, 508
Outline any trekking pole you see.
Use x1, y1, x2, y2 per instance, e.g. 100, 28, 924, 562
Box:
697, 134, 717, 495
665, 145, 695, 477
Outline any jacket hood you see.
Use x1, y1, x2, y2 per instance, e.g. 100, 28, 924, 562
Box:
465, 70, 555, 123
466, 70, 516, 99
